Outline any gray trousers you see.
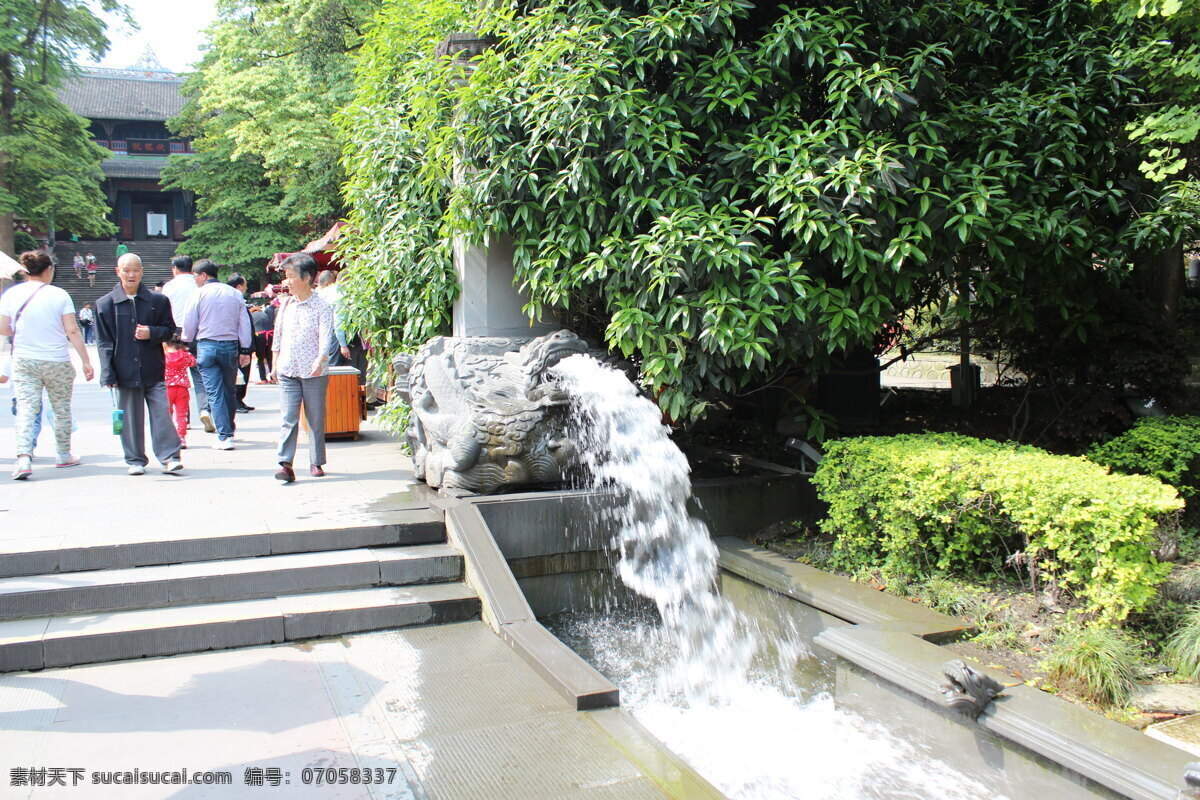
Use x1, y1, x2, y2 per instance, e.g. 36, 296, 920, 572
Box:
117, 382, 181, 466
277, 374, 328, 467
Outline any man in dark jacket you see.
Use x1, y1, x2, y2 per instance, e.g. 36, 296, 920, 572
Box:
96, 253, 183, 475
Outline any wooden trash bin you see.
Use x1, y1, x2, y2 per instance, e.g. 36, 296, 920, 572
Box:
302, 366, 364, 440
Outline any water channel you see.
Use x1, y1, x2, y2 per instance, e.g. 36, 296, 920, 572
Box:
549, 354, 1009, 800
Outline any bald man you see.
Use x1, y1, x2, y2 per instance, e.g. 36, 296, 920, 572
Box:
96, 253, 183, 475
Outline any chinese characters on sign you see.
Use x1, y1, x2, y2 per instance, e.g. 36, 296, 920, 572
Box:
126, 139, 169, 155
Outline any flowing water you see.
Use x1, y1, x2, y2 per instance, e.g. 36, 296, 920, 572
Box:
551, 354, 1006, 800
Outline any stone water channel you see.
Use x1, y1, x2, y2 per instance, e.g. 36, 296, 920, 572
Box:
545, 354, 1006, 800
399, 325, 1191, 799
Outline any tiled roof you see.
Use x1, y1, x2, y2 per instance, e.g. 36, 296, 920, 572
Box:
57, 70, 185, 122
101, 155, 172, 179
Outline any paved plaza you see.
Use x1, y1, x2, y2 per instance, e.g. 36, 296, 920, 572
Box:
0, 624, 675, 799
0, 344, 423, 544
0, 346, 693, 799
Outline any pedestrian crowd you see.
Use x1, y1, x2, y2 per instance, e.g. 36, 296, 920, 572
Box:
1, 249, 344, 483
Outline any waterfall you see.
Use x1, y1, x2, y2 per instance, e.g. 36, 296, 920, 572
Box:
552, 353, 756, 702
550, 353, 1007, 800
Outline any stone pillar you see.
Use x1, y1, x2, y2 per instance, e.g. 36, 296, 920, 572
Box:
440, 32, 558, 338
452, 235, 557, 338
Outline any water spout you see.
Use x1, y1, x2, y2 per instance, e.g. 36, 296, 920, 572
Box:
551, 354, 1009, 799
553, 354, 756, 703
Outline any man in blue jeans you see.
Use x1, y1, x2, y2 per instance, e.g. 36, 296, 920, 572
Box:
181, 260, 252, 449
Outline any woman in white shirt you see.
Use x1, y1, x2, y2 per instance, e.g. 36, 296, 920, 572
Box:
270, 253, 334, 482
0, 251, 95, 479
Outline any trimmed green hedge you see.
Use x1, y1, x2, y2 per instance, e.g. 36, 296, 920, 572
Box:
813, 433, 1182, 624
1089, 416, 1200, 501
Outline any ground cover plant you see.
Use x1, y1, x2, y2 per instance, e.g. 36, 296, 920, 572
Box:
813, 433, 1182, 624
750, 420, 1200, 722
1089, 416, 1200, 510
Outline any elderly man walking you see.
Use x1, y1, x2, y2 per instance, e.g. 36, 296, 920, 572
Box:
182, 260, 252, 449
96, 253, 183, 475
161, 255, 212, 432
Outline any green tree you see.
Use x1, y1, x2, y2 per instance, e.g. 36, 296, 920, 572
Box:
1105, 0, 1200, 323
1118, 0, 1200, 182
162, 61, 296, 275
169, 0, 374, 268
0, 0, 123, 255
336, 0, 468, 364
343, 0, 1184, 428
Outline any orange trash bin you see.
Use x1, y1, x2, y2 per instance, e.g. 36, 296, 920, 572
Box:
302, 366, 364, 440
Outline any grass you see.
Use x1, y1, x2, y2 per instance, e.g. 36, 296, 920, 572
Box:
1162, 566, 1200, 605
1042, 627, 1140, 706
1165, 603, 1200, 680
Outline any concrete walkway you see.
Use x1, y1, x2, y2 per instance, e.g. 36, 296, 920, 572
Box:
0, 347, 689, 799
0, 623, 669, 799
0, 344, 428, 546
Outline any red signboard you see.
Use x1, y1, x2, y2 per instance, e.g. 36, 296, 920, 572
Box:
126, 139, 170, 155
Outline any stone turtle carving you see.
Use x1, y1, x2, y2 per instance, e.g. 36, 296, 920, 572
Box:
940, 659, 1005, 720
395, 330, 591, 493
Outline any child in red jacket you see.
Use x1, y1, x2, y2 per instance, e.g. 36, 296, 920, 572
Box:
164, 336, 197, 448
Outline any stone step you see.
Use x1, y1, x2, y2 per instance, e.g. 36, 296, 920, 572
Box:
52, 240, 181, 309
0, 508, 446, 579
0, 544, 463, 622
0, 582, 480, 672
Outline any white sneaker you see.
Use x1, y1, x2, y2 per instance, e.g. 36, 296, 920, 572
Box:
163, 461, 184, 474
11, 456, 32, 480
128, 464, 146, 476
200, 411, 216, 433
214, 439, 234, 451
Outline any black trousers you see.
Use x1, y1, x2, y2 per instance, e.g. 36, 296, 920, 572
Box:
254, 332, 272, 381
236, 361, 251, 404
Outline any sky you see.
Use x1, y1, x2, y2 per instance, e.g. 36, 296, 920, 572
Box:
79, 0, 220, 74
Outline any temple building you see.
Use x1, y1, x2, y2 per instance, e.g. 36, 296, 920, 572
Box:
55, 50, 195, 241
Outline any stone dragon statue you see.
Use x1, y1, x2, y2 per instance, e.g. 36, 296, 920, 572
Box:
394, 330, 592, 493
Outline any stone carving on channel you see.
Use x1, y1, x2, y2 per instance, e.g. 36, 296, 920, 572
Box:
395, 329, 592, 493
939, 659, 1005, 720
1182, 762, 1200, 799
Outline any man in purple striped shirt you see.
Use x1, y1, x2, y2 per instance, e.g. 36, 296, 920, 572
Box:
181, 260, 252, 449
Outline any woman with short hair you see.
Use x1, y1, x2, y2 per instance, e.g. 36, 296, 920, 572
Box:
271, 253, 334, 482
0, 251, 95, 479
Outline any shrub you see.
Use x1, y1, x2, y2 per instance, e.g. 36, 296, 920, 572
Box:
1043, 627, 1140, 706
814, 433, 1182, 624
13, 231, 37, 254
1164, 604, 1200, 680
1089, 416, 1200, 503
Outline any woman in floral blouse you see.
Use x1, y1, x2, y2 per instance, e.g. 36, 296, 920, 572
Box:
270, 253, 334, 482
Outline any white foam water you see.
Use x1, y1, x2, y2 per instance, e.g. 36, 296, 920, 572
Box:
552, 611, 1004, 800
553, 354, 756, 703
551, 354, 1007, 800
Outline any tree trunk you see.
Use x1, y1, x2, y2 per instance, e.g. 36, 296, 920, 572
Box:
0, 52, 14, 258
1140, 241, 1184, 325
0, 213, 13, 258
45, 211, 54, 257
